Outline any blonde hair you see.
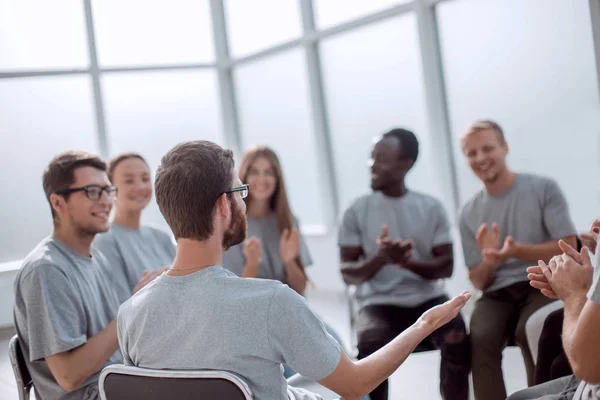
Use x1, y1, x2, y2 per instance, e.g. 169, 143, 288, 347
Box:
462, 120, 506, 144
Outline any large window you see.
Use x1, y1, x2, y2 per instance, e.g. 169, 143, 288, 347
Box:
2, 0, 600, 266
103, 70, 223, 229
235, 49, 326, 227
92, 0, 215, 67
224, 0, 302, 57
321, 15, 446, 213
0, 0, 89, 70
438, 0, 600, 230
0, 76, 98, 262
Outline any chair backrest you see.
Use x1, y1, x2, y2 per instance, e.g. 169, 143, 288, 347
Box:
99, 365, 254, 400
8, 335, 33, 400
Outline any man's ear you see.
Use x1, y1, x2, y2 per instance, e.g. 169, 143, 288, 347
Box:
216, 194, 230, 219
49, 193, 64, 216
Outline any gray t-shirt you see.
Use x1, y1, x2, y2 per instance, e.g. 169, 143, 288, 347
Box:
117, 266, 341, 400
222, 213, 312, 283
458, 173, 576, 293
338, 190, 451, 309
13, 236, 123, 400
94, 222, 176, 303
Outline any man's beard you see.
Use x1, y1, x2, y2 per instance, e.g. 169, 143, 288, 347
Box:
222, 200, 247, 250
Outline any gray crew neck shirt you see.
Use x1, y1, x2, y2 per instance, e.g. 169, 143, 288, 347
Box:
94, 222, 176, 303
222, 213, 312, 283
13, 236, 123, 400
458, 173, 576, 293
117, 266, 341, 400
338, 190, 451, 309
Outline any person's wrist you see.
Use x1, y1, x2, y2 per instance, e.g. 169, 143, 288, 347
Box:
375, 249, 392, 265
563, 288, 590, 305
509, 242, 520, 259
414, 319, 436, 337
282, 254, 297, 266
244, 261, 260, 271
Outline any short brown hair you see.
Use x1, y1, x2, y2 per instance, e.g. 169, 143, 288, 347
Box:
43, 151, 106, 220
107, 152, 148, 182
155, 141, 234, 240
463, 119, 506, 143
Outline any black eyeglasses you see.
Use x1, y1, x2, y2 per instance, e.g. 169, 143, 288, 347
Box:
56, 185, 118, 201
224, 184, 249, 199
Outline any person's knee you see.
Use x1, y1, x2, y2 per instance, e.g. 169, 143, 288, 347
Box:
443, 330, 466, 344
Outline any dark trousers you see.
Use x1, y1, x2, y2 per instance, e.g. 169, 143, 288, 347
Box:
356, 296, 471, 400
535, 308, 572, 385
471, 282, 554, 400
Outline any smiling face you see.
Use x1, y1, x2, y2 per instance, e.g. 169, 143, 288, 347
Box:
245, 156, 277, 203
112, 157, 153, 213
369, 136, 408, 191
56, 166, 114, 235
461, 128, 509, 184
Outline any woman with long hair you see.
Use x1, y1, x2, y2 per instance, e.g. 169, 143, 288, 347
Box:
223, 146, 311, 295
94, 152, 175, 303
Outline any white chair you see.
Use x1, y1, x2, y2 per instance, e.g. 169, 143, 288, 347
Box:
99, 364, 254, 400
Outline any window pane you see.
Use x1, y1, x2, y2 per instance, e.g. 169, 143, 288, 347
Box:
0, 0, 88, 70
0, 76, 98, 262
321, 15, 445, 213
92, 0, 214, 67
235, 49, 326, 227
315, 0, 412, 29
438, 0, 600, 230
103, 70, 223, 230
224, 0, 302, 57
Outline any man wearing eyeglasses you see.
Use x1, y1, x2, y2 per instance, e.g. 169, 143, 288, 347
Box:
13, 151, 160, 400
116, 140, 471, 400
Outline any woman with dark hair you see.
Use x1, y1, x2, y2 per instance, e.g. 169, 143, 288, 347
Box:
94, 153, 175, 303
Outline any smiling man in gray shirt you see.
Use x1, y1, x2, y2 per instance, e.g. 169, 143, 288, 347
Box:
339, 129, 471, 400
13, 151, 157, 400
458, 120, 577, 400
117, 140, 472, 400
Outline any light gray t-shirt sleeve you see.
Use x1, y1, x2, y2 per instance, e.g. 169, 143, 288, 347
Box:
541, 178, 577, 239
267, 285, 341, 381
432, 202, 453, 246
338, 206, 362, 247
20, 263, 88, 361
459, 211, 481, 269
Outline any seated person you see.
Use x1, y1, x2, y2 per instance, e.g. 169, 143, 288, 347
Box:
223, 146, 311, 295
117, 140, 471, 400
508, 239, 600, 399
458, 120, 577, 400
13, 151, 157, 400
222, 145, 346, 371
339, 129, 471, 400
94, 153, 175, 303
